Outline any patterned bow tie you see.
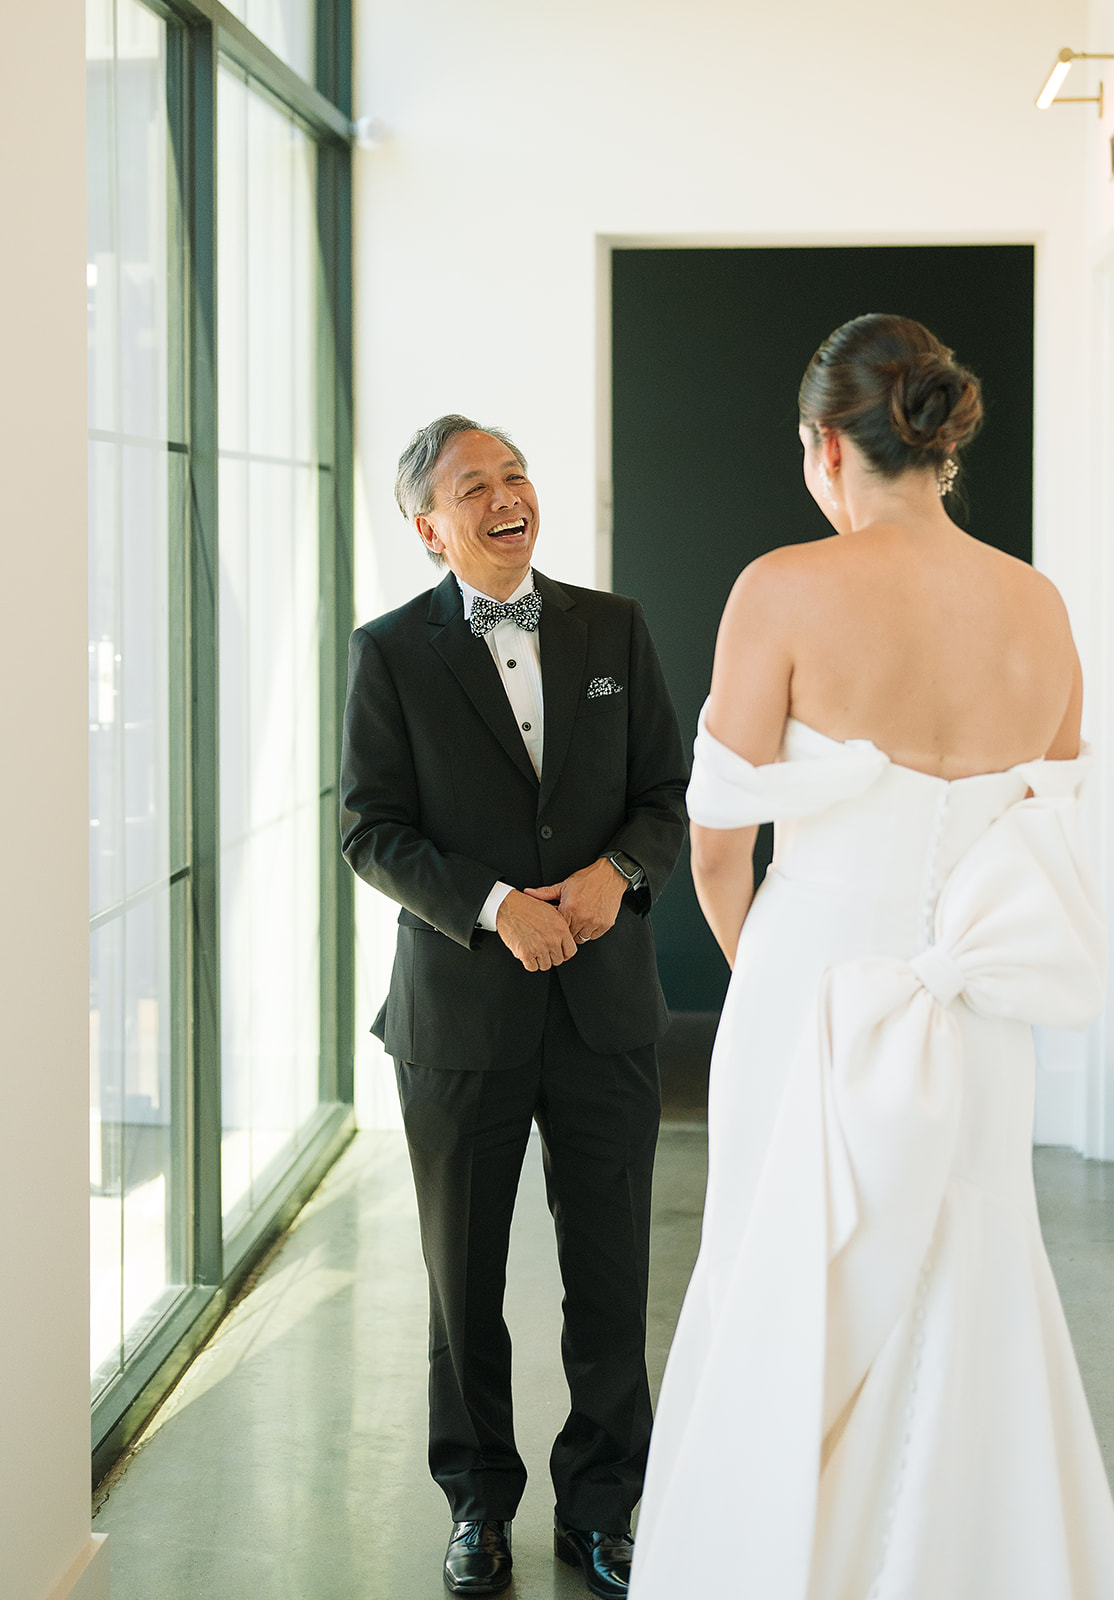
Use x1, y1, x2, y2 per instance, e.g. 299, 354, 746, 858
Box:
469, 588, 542, 638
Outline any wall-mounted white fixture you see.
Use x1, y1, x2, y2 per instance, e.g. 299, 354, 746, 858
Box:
1036, 47, 1113, 116
352, 115, 389, 150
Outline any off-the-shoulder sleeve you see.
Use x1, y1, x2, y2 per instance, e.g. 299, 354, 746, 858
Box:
1013, 743, 1091, 799
686, 703, 890, 829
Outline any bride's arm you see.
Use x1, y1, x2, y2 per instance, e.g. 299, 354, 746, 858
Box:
691, 554, 797, 967
690, 822, 758, 969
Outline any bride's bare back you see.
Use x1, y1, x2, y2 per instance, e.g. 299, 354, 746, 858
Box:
694, 312, 1082, 964
704, 313, 1081, 780
710, 518, 1080, 779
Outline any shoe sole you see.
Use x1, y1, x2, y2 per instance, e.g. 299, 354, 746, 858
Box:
443, 1571, 512, 1596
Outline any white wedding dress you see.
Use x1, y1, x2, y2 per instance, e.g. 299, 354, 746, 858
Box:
631, 713, 1114, 1600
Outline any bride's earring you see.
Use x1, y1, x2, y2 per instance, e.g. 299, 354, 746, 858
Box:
819, 464, 839, 509
936, 456, 958, 497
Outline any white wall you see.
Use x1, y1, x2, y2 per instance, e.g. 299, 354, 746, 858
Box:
352, 0, 1114, 1150
1083, 0, 1114, 1156
0, 5, 110, 1599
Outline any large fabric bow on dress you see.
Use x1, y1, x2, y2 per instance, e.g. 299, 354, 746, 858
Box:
633, 731, 1105, 1600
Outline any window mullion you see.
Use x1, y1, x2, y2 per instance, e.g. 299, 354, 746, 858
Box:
185, 10, 223, 1287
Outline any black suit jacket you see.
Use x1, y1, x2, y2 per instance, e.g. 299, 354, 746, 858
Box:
340, 569, 688, 1070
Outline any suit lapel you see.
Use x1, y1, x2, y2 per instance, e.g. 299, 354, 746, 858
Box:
536, 571, 587, 814
427, 573, 538, 787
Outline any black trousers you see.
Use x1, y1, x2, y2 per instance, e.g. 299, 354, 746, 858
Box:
395, 978, 661, 1529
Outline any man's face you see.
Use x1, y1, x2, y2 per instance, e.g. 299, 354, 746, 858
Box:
417, 430, 540, 599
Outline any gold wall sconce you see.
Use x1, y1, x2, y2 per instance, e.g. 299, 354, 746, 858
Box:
1036, 48, 1113, 116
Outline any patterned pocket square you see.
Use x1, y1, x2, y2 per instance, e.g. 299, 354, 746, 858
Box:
586, 676, 624, 699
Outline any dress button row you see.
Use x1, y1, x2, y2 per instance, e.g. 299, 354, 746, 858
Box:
872, 1237, 940, 1589
920, 796, 951, 948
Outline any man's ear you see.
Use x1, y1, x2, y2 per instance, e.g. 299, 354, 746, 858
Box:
416, 513, 442, 554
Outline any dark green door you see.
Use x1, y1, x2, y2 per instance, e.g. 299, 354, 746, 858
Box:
612, 244, 1035, 1011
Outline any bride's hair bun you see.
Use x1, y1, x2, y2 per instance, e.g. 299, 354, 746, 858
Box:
889, 352, 981, 454
798, 314, 983, 483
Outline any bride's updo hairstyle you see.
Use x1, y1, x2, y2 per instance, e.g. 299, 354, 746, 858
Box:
798, 313, 983, 484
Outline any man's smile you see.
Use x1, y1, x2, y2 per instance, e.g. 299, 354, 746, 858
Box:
487, 518, 527, 540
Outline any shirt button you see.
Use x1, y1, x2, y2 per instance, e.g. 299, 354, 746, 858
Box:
521, 721, 532, 732
540, 824, 553, 839
507, 658, 517, 669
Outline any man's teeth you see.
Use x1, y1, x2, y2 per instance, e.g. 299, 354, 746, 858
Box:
488, 520, 525, 536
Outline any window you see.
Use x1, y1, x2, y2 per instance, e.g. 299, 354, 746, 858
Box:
87, 0, 354, 1479
87, 0, 187, 1401
221, 0, 315, 80
218, 65, 323, 1234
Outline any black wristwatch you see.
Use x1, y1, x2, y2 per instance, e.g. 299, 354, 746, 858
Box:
605, 850, 646, 891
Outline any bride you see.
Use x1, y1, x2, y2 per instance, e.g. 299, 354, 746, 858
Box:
629, 314, 1114, 1599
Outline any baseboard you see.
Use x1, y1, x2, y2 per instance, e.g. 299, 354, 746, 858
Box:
45, 1535, 109, 1600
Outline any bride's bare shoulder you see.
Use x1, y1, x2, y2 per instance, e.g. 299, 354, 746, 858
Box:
967, 539, 1075, 632
724, 537, 841, 604
724, 536, 891, 633
723, 531, 1073, 644
714, 546, 815, 653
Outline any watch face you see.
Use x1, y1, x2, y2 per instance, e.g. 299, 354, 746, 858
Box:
610, 852, 637, 881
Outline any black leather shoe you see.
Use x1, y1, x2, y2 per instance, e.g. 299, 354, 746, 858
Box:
443, 1520, 513, 1594
554, 1518, 633, 1598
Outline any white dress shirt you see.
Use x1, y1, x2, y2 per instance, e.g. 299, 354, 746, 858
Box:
457, 571, 544, 930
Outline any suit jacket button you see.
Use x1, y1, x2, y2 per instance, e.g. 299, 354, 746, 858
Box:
540, 824, 553, 839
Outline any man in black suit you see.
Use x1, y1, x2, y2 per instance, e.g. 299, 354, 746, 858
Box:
340, 416, 687, 1598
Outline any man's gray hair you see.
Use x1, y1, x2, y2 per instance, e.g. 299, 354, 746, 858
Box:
395, 414, 528, 567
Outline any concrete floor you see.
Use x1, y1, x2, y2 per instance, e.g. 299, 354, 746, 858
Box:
93, 1028, 1114, 1600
